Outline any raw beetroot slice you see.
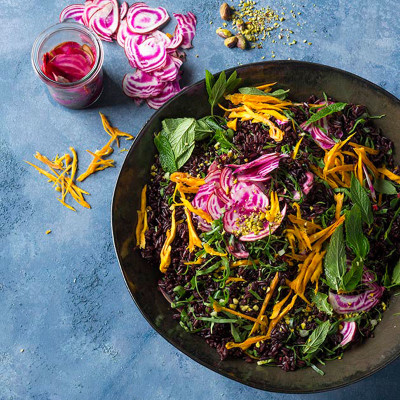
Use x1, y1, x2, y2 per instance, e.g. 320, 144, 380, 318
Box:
59, 4, 85, 23
126, 35, 167, 72
126, 3, 169, 34
120, 1, 129, 20
88, 0, 120, 42
173, 12, 196, 49
146, 80, 181, 109
122, 70, 165, 99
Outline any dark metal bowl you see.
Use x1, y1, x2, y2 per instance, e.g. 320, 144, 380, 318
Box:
112, 61, 400, 393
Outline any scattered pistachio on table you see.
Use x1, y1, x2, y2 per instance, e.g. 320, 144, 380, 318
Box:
235, 33, 247, 50
224, 36, 238, 48
216, 28, 232, 39
219, 2, 233, 21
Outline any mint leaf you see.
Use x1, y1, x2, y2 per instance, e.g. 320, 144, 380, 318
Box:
238, 87, 267, 96
350, 175, 373, 225
324, 224, 346, 291
343, 257, 364, 291
303, 320, 331, 354
345, 205, 369, 259
207, 70, 241, 115
161, 118, 190, 137
176, 142, 195, 169
374, 179, 398, 195
311, 292, 333, 316
205, 70, 215, 97
194, 120, 213, 141
269, 88, 290, 100
154, 133, 177, 173
391, 259, 400, 287
214, 129, 236, 152
305, 102, 347, 125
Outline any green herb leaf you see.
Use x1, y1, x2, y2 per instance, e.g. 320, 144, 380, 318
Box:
176, 142, 195, 169
200, 116, 224, 132
350, 175, 373, 225
230, 323, 242, 342
214, 129, 236, 152
269, 88, 290, 100
324, 224, 346, 291
166, 118, 195, 156
303, 320, 331, 354
310, 292, 333, 316
305, 102, 347, 125
391, 259, 400, 287
205, 70, 215, 97
345, 205, 369, 259
374, 179, 398, 195
207, 70, 241, 115
343, 257, 364, 291
154, 133, 177, 173
194, 120, 214, 141
238, 87, 267, 96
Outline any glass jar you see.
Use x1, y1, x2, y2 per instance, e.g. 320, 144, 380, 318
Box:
31, 22, 104, 109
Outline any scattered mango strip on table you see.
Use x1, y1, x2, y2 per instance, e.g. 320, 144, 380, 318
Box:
26, 113, 134, 211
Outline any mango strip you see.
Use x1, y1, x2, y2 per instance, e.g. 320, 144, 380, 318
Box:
184, 207, 202, 252
159, 207, 177, 273
266, 294, 298, 338
226, 335, 269, 351
334, 193, 344, 221
378, 167, 400, 184
213, 303, 266, 325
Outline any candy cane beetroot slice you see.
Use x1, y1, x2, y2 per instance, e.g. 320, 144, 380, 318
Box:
173, 12, 196, 49
120, 1, 129, 20
124, 33, 148, 67
150, 30, 172, 48
166, 26, 183, 51
59, 4, 85, 23
153, 55, 182, 82
122, 70, 165, 99
146, 80, 181, 109
89, 0, 120, 42
126, 4, 169, 34
129, 35, 167, 73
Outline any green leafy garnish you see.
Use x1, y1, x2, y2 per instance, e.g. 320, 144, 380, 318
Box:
350, 175, 373, 225
311, 292, 333, 316
205, 70, 242, 115
213, 128, 236, 152
345, 205, 369, 259
269, 88, 290, 100
391, 259, 400, 287
305, 102, 347, 125
374, 179, 398, 195
154, 133, 177, 173
342, 257, 364, 292
324, 224, 346, 291
238, 87, 267, 96
303, 320, 331, 355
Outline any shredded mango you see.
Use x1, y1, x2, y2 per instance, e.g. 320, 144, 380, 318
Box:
266, 294, 298, 338
292, 137, 304, 159
159, 206, 177, 273
213, 302, 266, 325
170, 172, 205, 187
378, 167, 400, 184
226, 335, 269, 351
185, 207, 202, 252
249, 272, 280, 336
270, 291, 292, 320
334, 193, 344, 221
203, 243, 227, 257
225, 277, 247, 284
180, 197, 213, 223
227, 118, 238, 131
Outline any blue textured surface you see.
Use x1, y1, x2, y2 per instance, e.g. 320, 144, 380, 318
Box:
1, 0, 399, 398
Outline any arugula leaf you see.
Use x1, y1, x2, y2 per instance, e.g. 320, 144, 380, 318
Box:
324, 224, 346, 291
154, 133, 177, 173
311, 292, 333, 316
305, 102, 347, 125
303, 320, 331, 354
391, 259, 400, 287
347, 117, 367, 135
350, 175, 373, 225
206, 70, 242, 115
214, 129, 236, 152
374, 179, 398, 195
343, 257, 364, 291
345, 205, 369, 259
269, 88, 290, 100
238, 87, 267, 96
385, 205, 400, 240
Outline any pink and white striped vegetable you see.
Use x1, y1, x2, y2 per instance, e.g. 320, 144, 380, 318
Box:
339, 321, 357, 346
126, 3, 169, 34
59, 4, 85, 23
328, 270, 385, 314
173, 12, 197, 49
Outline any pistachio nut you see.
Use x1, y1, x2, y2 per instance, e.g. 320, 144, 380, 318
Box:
220, 2, 232, 21
235, 34, 247, 50
216, 28, 232, 39
235, 18, 245, 31
224, 36, 238, 48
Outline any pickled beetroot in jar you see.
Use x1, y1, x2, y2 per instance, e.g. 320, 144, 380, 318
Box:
32, 22, 104, 109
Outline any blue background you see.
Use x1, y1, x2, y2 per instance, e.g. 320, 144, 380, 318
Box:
1, 0, 399, 398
